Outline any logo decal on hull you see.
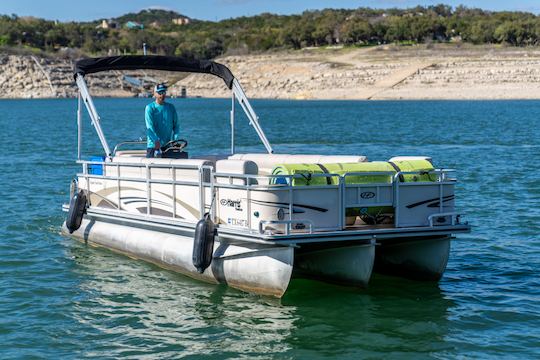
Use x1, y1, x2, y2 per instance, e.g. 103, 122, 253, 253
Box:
360, 191, 376, 199
220, 199, 243, 211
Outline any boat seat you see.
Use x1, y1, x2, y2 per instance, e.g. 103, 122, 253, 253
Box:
229, 153, 368, 175
216, 159, 258, 185
389, 156, 433, 164
191, 154, 230, 164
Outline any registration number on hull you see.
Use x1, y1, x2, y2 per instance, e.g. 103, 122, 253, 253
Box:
228, 218, 248, 227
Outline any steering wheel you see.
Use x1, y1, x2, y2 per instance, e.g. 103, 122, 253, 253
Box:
163, 139, 188, 152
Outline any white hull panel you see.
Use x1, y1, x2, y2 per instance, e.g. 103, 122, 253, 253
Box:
294, 243, 375, 287
63, 218, 294, 297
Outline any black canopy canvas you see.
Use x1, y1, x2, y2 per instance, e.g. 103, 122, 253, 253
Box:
74, 55, 235, 89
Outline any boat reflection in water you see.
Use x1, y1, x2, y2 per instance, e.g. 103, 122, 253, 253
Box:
282, 276, 455, 357
68, 242, 295, 357
67, 242, 454, 358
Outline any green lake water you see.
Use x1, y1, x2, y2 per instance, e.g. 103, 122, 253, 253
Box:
0, 98, 538, 358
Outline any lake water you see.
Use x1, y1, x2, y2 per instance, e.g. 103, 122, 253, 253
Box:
0, 98, 538, 358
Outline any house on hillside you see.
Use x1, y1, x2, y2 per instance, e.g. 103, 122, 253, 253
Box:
125, 21, 144, 30
97, 19, 119, 29
172, 18, 190, 25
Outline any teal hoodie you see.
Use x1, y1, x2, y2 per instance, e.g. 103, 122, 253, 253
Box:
145, 101, 180, 148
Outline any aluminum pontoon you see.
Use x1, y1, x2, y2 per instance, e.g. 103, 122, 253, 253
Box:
62, 56, 470, 297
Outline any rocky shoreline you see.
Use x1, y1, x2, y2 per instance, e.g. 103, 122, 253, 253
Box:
0, 55, 137, 98
2, 45, 540, 100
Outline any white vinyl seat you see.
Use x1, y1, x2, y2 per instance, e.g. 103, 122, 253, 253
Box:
216, 159, 258, 185
229, 153, 368, 175
114, 150, 147, 157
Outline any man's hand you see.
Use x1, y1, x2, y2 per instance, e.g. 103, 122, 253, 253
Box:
154, 140, 161, 149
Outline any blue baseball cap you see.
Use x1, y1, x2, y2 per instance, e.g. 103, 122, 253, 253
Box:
154, 83, 167, 94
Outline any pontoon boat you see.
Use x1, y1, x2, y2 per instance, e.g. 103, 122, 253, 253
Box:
62, 56, 470, 297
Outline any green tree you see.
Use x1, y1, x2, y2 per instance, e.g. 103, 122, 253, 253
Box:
464, 20, 497, 44
384, 16, 411, 42
340, 17, 372, 44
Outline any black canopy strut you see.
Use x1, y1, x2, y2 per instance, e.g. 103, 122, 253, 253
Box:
73, 55, 235, 89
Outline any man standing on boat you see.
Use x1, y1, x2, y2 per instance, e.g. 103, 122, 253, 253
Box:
145, 83, 180, 158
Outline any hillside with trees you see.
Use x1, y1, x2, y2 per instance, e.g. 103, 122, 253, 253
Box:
1, 5, 540, 59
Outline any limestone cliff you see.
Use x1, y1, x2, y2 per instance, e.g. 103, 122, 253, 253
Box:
2, 45, 540, 100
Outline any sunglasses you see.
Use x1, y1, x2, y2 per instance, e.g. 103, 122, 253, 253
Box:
156, 91, 166, 95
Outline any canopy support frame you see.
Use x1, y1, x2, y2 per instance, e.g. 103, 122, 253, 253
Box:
75, 73, 273, 157
77, 92, 82, 160
232, 79, 273, 154
76, 74, 112, 157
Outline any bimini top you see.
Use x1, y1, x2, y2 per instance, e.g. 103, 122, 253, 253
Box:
73, 55, 235, 89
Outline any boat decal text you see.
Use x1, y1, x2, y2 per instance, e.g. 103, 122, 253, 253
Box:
220, 199, 243, 211
227, 218, 248, 227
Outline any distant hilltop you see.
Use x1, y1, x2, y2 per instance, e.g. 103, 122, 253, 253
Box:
2, 5, 540, 60
97, 9, 191, 30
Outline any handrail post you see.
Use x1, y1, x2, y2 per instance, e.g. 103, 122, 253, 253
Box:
146, 164, 151, 216
339, 175, 344, 229
116, 163, 121, 211
288, 175, 293, 223
439, 170, 444, 215
230, 92, 235, 154
172, 167, 177, 219
247, 183, 251, 231
84, 163, 89, 204
210, 169, 216, 223
198, 166, 204, 218
393, 172, 400, 227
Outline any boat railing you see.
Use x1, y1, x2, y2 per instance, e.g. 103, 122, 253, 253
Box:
77, 159, 213, 219
340, 171, 396, 212
212, 169, 458, 233
213, 172, 340, 233
75, 159, 460, 234
392, 170, 456, 227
